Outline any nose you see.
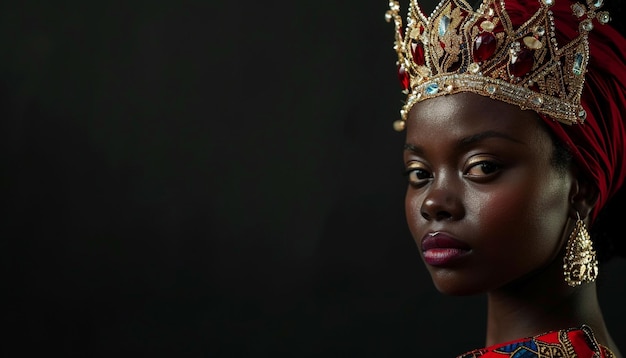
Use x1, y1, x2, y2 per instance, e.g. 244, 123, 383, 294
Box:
420, 184, 464, 221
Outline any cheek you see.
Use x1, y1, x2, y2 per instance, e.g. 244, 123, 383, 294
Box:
474, 176, 570, 263
404, 189, 424, 239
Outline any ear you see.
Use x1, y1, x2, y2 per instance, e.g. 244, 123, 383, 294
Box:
568, 172, 599, 221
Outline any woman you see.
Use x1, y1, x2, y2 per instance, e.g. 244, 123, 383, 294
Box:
386, 0, 626, 356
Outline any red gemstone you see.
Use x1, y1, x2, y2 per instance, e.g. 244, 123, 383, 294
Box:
473, 32, 497, 62
509, 49, 534, 77
411, 42, 426, 66
398, 64, 409, 90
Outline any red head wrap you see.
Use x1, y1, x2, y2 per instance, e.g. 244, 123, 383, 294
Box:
507, 0, 626, 221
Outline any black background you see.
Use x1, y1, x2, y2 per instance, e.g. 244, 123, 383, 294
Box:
2, 1, 625, 357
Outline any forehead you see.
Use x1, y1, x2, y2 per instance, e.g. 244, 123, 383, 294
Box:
406, 92, 547, 143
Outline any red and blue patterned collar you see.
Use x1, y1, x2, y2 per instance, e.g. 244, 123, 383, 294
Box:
458, 325, 615, 358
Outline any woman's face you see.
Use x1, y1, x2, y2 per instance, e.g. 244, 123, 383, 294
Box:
404, 92, 574, 295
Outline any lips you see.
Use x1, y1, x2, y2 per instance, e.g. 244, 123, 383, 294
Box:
421, 232, 471, 266
421, 232, 471, 251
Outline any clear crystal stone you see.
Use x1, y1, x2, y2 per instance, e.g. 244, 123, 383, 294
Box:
571, 3, 585, 18
510, 41, 521, 52
598, 11, 611, 24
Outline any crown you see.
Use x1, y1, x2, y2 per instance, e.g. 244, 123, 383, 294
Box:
386, 0, 611, 131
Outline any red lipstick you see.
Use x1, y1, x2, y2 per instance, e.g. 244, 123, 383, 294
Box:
421, 232, 470, 266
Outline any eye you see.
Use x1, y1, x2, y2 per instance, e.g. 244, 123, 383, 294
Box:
404, 163, 432, 186
465, 160, 502, 178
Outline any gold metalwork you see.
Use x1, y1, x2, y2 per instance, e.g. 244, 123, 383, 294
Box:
563, 214, 598, 287
386, 0, 610, 131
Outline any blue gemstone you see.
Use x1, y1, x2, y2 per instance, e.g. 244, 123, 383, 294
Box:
573, 53, 584, 75
438, 15, 450, 36
425, 83, 440, 95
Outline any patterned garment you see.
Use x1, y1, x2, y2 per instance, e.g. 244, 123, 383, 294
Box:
458, 325, 615, 358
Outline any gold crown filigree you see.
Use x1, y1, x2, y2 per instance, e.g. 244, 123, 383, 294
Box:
386, 0, 611, 131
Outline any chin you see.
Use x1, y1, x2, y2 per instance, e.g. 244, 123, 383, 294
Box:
434, 283, 484, 296
429, 272, 492, 296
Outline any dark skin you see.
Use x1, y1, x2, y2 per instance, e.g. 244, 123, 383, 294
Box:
403, 92, 622, 356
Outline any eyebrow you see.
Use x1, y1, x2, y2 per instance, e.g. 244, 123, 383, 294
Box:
459, 130, 526, 146
404, 130, 526, 153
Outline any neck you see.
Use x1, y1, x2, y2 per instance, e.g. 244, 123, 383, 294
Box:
485, 260, 621, 357
486, 283, 598, 343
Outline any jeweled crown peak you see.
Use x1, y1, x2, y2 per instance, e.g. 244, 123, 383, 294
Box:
386, 0, 610, 131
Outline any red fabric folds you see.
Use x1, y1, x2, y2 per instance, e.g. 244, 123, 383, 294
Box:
506, 0, 626, 221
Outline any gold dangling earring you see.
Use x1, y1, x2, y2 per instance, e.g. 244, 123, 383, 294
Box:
563, 212, 598, 287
